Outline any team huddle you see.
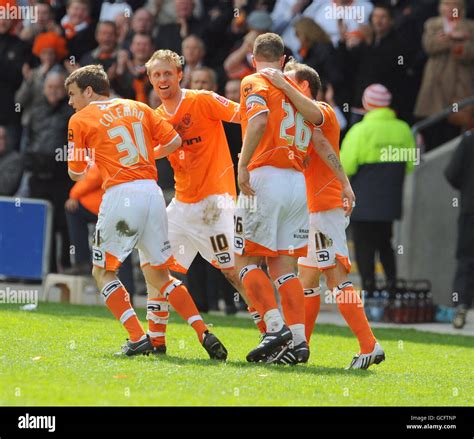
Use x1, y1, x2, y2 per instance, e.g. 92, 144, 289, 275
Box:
66, 32, 385, 369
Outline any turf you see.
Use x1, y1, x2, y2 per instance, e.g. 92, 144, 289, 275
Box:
0, 302, 473, 406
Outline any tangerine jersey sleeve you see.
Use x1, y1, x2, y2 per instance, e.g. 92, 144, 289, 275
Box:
198, 91, 240, 123
240, 75, 269, 122
67, 113, 89, 176
315, 101, 339, 132
148, 107, 180, 147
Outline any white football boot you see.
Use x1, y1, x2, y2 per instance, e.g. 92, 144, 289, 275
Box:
346, 342, 385, 370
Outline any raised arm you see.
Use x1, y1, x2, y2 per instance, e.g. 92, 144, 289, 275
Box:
260, 68, 323, 125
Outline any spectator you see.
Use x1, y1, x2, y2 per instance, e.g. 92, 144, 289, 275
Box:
25, 69, 74, 272
64, 164, 136, 299
189, 66, 218, 91
337, 3, 411, 124
145, 0, 177, 26
415, 0, 474, 151
122, 7, 154, 50
19, 1, 62, 44
271, 0, 312, 55
0, 126, 23, 196
111, 33, 154, 103
200, 0, 237, 70
293, 17, 343, 91
224, 10, 282, 79
60, 0, 97, 61
80, 21, 119, 73
444, 130, 474, 329
16, 32, 68, 130
0, 12, 29, 144
154, 0, 205, 54
181, 34, 205, 88
302, 0, 374, 47
340, 84, 416, 294
114, 11, 131, 47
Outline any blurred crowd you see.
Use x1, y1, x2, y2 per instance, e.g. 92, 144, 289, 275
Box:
0, 0, 474, 310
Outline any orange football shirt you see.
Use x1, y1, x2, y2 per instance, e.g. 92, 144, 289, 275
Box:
240, 73, 312, 172
155, 89, 239, 203
305, 102, 343, 213
68, 98, 179, 190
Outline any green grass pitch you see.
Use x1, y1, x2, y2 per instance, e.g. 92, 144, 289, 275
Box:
1, 302, 473, 406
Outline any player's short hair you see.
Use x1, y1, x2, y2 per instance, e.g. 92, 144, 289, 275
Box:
253, 33, 284, 62
284, 60, 321, 100
145, 49, 183, 75
64, 64, 110, 96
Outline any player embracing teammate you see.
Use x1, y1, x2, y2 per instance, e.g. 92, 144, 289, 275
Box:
260, 59, 385, 369
65, 65, 227, 360
64, 36, 385, 369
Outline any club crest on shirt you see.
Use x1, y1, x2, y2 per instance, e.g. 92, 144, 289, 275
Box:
176, 113, 193, 133
243, 84, 253, 97
68, 129, 74, 141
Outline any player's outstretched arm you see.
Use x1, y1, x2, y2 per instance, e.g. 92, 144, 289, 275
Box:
238, 112, 268, 196
311, 129, 355, 216
260, 68, 323, 125
153, 135, 182, 159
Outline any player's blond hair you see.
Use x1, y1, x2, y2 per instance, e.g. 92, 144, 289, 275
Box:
64, 64, 110, 96
253, 33, 284, 62
284, 60, 321, 100
145, 49, 183, 75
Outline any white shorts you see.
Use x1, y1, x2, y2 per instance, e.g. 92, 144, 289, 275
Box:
167, 194, 235, 273
235, 166, 308, 258
298, 208, 351, 272
93, 180, 173, 271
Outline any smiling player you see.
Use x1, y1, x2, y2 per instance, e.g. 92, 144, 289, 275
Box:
65, 64, 227, 360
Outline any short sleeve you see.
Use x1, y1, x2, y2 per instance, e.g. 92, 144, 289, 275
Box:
198, 91, 240, 122
67, 115, 89, 175
150, 110, 179, 147
240, 76, 269, 122
316, 101, 338, 130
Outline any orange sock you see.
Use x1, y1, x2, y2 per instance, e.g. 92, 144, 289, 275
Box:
335, 282, 376, 354
304, 287, 321, 343
248, 306, 266, 334
240, 265, 278, 318
101, 280, 145, 342
275, 274, 305, 326
275, 273, 306, 345
161, 279, 207, 343
147, 297, 169, 347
